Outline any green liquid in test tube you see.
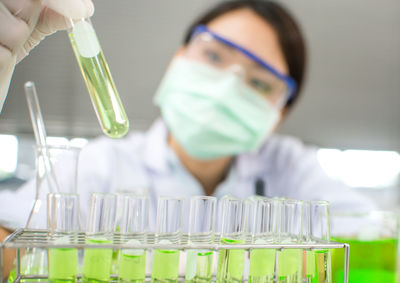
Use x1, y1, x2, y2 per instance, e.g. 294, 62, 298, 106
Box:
118, 247, 146, 283
249, 249, 275, 282
152, 245, 180, 282
216, 197, 247, 283
275, 199, 303, 283
185, 250, 213, 283
83, 193, 116, 283
217, 238, 245, 283
68, 19, 129, 139
83, 237, 113, 283
247, 197, 276, 283
304, 201, 332, 283
186, 196, 216, 283
152, 197, 183, 283
277, 249, 302, 282
49, 245, 78, 283
311, 250, 330, 283
47, 194, 80, 283
118, 195, 149, 283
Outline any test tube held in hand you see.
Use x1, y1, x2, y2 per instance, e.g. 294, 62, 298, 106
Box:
152, 197, 184, 283
67, 18, 129, 139
186, 196, 216, 283
83, 193, 117, 283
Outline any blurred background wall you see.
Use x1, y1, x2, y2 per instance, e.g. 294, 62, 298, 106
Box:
0, 0, 399, 207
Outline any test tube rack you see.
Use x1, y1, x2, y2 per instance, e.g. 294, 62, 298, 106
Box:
1, 229, 350, 283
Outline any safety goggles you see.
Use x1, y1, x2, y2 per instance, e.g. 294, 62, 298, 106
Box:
185, 25, 297, 108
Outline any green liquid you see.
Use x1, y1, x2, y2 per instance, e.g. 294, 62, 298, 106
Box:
249, 249, 275, 282
118, 250, 146, 283
8, 248, 47, 282
277, 249, 301, 282
69, 23, 129, 139
185, 250, 213, 283
83, 238, 113, 283
8, 269, 16, 283
304, 250, 331, 283
49, 248, 78, 283
152, 249, 180, 282
331, 237, 398, 283
216, 238, 245, 283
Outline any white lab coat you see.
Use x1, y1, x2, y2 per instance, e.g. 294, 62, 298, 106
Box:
0, 119, 375, 232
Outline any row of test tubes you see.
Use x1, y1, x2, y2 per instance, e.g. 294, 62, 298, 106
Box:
45, 193, 330, 283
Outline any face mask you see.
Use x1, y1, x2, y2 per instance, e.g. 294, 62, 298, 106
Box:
154, 57, 280, 160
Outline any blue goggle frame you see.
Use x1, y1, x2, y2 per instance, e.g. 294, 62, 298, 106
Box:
191, 25, 297, 103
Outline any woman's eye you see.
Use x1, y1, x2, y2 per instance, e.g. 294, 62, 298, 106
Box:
204, 49, 222, 63
250, 78, 273, 94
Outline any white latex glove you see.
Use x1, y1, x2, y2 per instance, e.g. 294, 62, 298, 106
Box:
0, 0, 94, 112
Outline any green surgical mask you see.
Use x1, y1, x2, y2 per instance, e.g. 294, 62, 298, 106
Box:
154, 57, 280, 160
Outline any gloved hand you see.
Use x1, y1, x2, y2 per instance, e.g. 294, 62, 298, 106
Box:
0, 0, 94, 112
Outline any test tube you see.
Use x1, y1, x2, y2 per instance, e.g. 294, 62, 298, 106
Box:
186, 196, 216, 283
67, 17, 129, 139
83, 193, 117, 283
248, 196, 276, 283
216, 196, 247, 283
47, 193, 80, 283
152, 197, 184, 283
118, 195, 149, 283
304, 201, 331, 283
277, 199, 303, 283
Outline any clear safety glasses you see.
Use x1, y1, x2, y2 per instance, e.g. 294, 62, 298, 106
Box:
185, 25, 297, 108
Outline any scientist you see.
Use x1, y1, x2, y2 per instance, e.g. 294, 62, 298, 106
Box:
0, 0, 375, 275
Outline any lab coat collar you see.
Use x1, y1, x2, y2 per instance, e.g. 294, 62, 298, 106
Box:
143, 118, 271, 179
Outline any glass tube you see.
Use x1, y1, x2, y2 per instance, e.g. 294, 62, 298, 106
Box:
277, 199, 303, 283
152, 197, 184, 283
304, 201, 331, 283
118, 195, 149, 283
67, 18, 129, 139
248, 196, 275, 283
186, 196, 216, 283
215, 195, 233, 236
216, 196, 247, 283
7, 143, 81, 283
83, 193, 117, 283
47, 193, 80, 283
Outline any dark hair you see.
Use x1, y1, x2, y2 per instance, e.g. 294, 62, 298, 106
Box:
183, 0, 306, 110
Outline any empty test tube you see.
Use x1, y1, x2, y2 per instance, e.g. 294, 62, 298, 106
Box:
68, 18, 129, 139
186, 196, 216, 283
152, 197, 184, 283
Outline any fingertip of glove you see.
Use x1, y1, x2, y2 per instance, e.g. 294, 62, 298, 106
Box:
83, 0, 95, 18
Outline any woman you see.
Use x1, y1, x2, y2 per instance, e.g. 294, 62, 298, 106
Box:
0, 0, 374, 275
